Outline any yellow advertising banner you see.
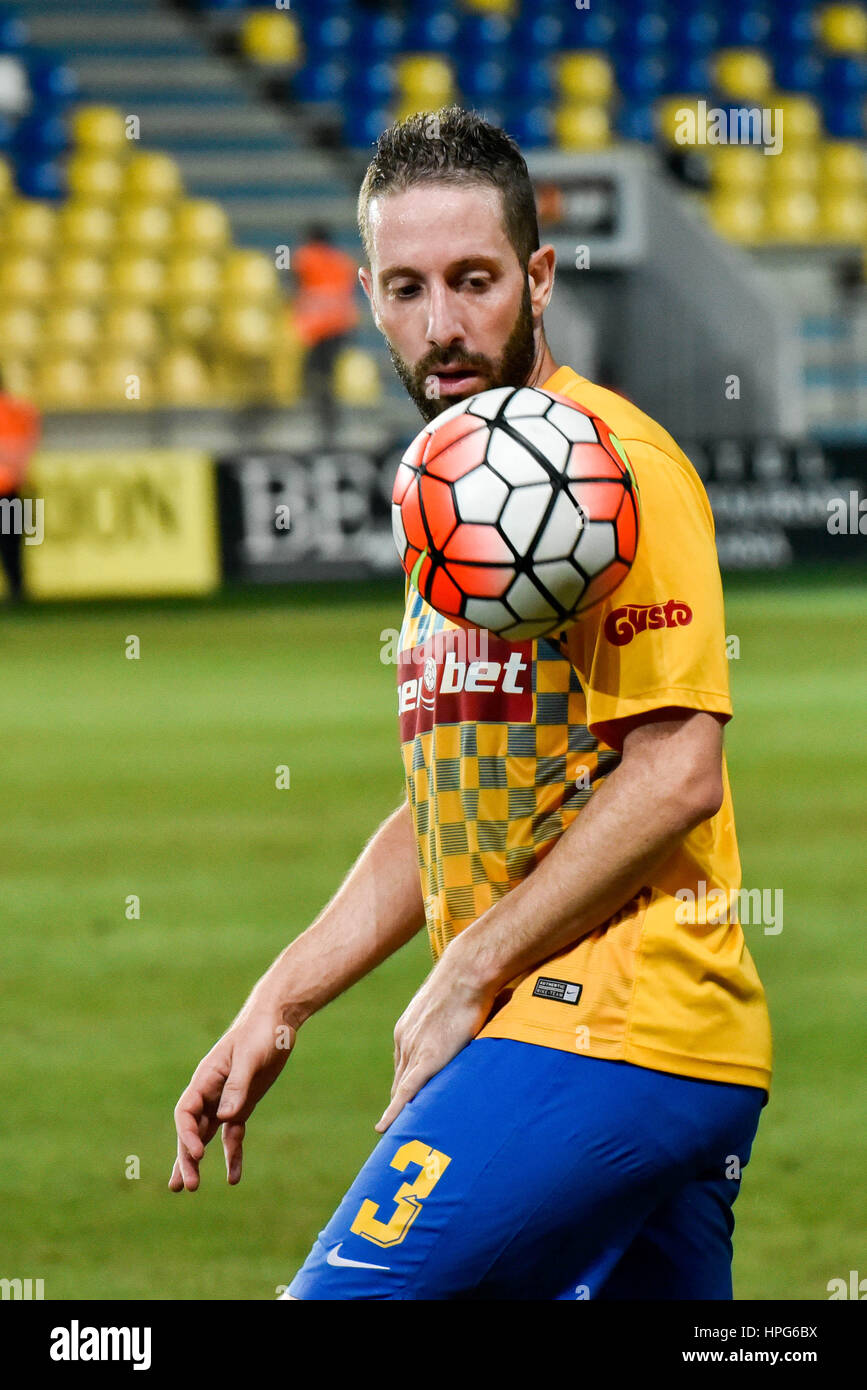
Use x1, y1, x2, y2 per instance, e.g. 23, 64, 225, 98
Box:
22, 450, 220, 599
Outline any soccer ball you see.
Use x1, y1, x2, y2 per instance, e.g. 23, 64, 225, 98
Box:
391, 385, 640, 641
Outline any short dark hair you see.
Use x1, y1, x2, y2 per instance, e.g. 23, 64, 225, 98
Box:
357, 105, 540, 269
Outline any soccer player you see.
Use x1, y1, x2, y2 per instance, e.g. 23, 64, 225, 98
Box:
170, 107, 773, 1301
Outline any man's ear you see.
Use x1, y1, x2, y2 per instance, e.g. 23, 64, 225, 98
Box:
358, 266, 383, 332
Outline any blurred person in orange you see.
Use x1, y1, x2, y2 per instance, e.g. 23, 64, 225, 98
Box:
0, 370, 41, 602
291, 224, 360, 438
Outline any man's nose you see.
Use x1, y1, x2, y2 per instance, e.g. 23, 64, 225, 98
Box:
425, 285, 464, 350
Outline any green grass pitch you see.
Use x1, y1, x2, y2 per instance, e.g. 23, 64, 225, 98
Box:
0, 575, 864, 1300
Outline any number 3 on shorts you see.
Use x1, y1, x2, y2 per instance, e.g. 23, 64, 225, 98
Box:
349, 1140, 452, 1248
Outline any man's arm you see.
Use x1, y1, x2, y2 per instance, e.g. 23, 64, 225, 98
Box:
170, 798, 425, 1191
376, 709, 724, 1132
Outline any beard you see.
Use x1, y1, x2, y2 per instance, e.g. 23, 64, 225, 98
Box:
386, 279, 539, 423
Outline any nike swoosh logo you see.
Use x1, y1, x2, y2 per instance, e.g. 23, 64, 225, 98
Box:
325, 1242, 391, 1271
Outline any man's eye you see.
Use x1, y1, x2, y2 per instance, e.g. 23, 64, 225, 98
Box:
395, 285, 419, 298
465, 277, 489, 290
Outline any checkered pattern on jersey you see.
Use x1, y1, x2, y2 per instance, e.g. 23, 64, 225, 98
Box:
399, 587, 620, 959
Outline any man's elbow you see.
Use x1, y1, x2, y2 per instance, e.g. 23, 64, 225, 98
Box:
679, 766, 724, 830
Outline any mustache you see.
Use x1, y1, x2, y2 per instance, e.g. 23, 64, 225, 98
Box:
418, 354, 490, 377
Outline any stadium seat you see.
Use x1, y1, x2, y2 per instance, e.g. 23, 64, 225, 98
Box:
32, 351, 90, 409
0, 252, 48, 304
71, 105, 127, 156
173, 199, 229, 255
56, 201, 115, 254
66, 152, 124, 203
709, 146, 768, 193
292, 58, 349, 103
775, 95, 822, 144
2, 197, 55, 252
53, 252, 107, 304
405, 10, 461, 54
707, 189, 765, 243
16, 158, 64, 201
0, 304, 40, 356
332, 346, 381, 406
558, 53, 614, 105
164, 302, 215, 346
165, 251, 222, 305
90, 351, 151, 408
554, 104, 612, 151
765, 188, 821, 241
819, 4, 867, 54
13, 112, 67, 160
821, 140, 867, 190
240, 10, 302, 68
102, 303, 160, 357
656, 95, 704, 147
719, 5, 773, 49
0, 356, 32, 397
713, 48, 774, 101
116, 201, 173, 254
123, 153, 182, 204
217, 302, 278, 357
766, 147, 821, 192
0, 154, 12, 202
221, 249, 278, 304
395, 55, 454, 107
157, 347, 213, 406
42, 303, 99, 354
819, 190, 867, 241
108, 254, 166, 305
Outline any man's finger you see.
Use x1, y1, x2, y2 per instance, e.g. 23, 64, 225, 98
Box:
222, 1120, 246, 1185
376, 1065, 428, 1133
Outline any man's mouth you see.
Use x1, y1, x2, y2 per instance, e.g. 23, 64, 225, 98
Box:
428, 367, 485, 396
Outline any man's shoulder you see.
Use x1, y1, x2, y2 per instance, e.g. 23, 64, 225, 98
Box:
543, 367, 687, 464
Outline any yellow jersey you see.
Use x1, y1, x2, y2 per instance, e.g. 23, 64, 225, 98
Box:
395, 365, 772, 1094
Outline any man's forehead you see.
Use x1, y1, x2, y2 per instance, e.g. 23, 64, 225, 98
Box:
368, 182, 510, 268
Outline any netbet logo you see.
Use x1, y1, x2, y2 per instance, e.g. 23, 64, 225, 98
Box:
399, 650, 529, 714
604, 600, 693, 646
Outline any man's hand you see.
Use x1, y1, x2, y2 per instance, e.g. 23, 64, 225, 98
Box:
375, 961, 497, 1133
169, 1005, 295, 1192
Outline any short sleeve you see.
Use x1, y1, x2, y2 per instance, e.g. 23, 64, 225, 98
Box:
562, 439, 732, 751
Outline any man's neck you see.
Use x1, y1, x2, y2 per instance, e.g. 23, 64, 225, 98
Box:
527, 338, 560, 389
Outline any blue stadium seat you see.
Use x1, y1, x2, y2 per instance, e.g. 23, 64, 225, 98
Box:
12, 111, 67, 159
823, 97, 866, 140
0, 6, 27, 55
774, 51, 823, 95
823, 57, 867, 98
670, 7, 722, 54
342, 101, 391, 151
291, 59, 349, 103
348, 60, 396, 105
616, 51, 671, 99
560, 8, 618, 50
510, 13, 565, 56
302, 14, 353, 57
27, 53, 78, 104
503, 104, 552, 150
458, 13, 513, 56
668, 53, 714, 92
457, 55, 511, 103
511, 58, 554, 104
16, 156, 64, 200
719, 5, 773, 47
772, 6, 816, 49
405, 10, 460, 55
0, 112, 14, 152
617, 102, 656, 143
618, 5, 673, 53
355, 12, 406, 57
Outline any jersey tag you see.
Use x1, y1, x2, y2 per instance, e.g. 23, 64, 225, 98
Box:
532, 977, 583, 1004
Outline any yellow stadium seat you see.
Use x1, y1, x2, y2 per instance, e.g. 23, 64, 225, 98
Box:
221, 249, 278, 304
164, 302, 216, 345
707, 190, 765, 243
766, 147, 821, 190
820, 191, 867, 241
0, 254, 49, 304
123, 153, 182, 204
156, 348, 213, 406
463, 0, 514, 11
821, 140, 867, 190
173, 199, 230, 255
554, 105, 612, 151
709, 146, 768, 193
116, 201, 173, 254
32, 353, 91, 409
0, 157, 15, 205
558, 53, 614, 104
53, 253, 108, 303
268, 325, 303, 407
713, 49, 773, 101
396, 55, 454, 105
66, 154, 125, 204
42, 305, 100, 354
819, 4, 867, 54
2, 200, 56, 253
775, 95, 822, 145
165, 252, 222, 305
56, 202, 116, 254
0, 306, 41, 356
90, 351, 151, 407
102, 304, 161, 357
332, 347, 381, 406
240, 10, 302, 67
71, 105, 128, 155
0, 358, 33, 397
656, 95, 703, 147
765, 189, 820, 241
217, 303, 278, 356
108, 254, 165, 304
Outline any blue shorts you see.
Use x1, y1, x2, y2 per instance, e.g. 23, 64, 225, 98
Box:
282, 1038, 767, 1301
